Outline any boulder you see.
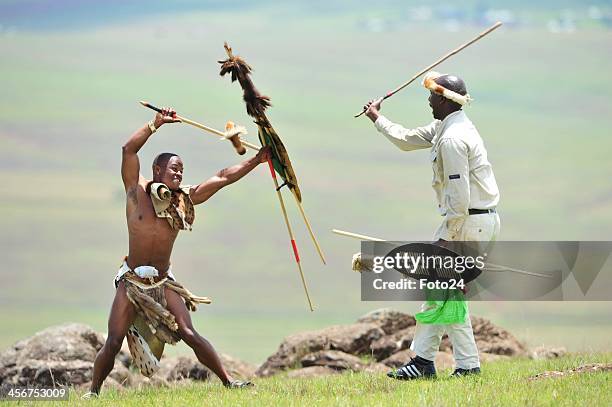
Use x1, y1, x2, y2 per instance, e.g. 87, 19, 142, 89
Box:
471, 316, 527, 357
480, 352, 510, 363
529, 363, 612, 381
17, 324, 103, 363
301, 351, 365, 371
219, 353, 257, 379
356, 309, 416, 335
0, 324, 253, 389
529, 346, 567, 360
434, 352, 455, 370
0, 324, 130, 387
125, 374, 169, 390
158, 356, 210, 382
14, 359, 93, 386
256, 323, 384, 377
369, 326, 416, 361
286, 366, 340, 378
157, 354, 256, 383
363, 363, 391, 374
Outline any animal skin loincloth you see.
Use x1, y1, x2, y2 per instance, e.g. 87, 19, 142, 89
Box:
115, 263, 211, 377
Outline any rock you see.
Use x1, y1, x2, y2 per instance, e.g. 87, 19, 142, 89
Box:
480, 352, 510, 363
380, 349, 455, 371
157, 354, 254, 383
434, 352, 455, 370
471, 316, 527, 357
256, 323, 384, 377
356, 309, 416, 335
363, 363, 391, 374
16, 324, 104, 363
0, 324, 131, 387
439, 335, 452, 352
127, 374, 170, 390
256, 312, 527, 378
369, 326, 416, 361
286, 366, 340, 378
326, 324, 385, 355
108, 363, 133, 387
15, 360, 93, 386
529, 363, 612, 381
381, 349, 414, 368
529, 346, 567, 360
301, 351, 365, 371
158, 356, 210, 382
0, 324, 253, 388
219, 353, 257, 379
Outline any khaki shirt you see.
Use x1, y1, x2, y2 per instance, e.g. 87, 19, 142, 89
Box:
375, 110, 499, 240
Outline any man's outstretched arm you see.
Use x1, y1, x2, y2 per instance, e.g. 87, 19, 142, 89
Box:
363, 98, 435, 151
190, 146, 272, 205
121, 107, 180, 193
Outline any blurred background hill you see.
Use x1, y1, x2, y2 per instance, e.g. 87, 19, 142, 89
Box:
1, 0, 611, 363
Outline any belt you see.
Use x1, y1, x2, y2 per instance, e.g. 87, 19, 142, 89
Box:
468, 208, 496, 215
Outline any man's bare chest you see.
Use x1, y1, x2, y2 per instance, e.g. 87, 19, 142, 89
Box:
127, 189, 176, 235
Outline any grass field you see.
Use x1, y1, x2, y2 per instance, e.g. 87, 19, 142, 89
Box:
1, 1, 611, 368
3, 353, 607, 406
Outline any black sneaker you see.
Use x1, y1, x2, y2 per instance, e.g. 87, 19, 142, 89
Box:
451, 367, 481, 377
387, 356, 437, 380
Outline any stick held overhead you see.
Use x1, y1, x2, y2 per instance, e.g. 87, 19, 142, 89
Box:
139, 100, 259, 152
354, 21, 503, 118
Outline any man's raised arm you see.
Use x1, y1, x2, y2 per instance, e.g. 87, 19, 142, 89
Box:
121, 107, 180, 192
363, 98, 435, 151
190, 146, 272, 205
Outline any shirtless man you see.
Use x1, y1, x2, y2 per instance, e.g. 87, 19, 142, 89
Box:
88, 107, 271, 395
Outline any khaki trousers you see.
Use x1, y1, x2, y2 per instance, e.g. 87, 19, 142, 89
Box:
410, 212, 500, 369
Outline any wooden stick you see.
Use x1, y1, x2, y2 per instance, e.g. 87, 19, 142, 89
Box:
332, 229, 552, 279
140, 101, 260, 151
290, 189, 326, 264
482, 263, 553, 279
354, 21, 503, 118
332, 229, 384, 242
268, 159, 314, 311
259, 131, 314, 311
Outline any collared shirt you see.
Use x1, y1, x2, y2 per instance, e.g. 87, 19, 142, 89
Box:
375, 110, 499, 240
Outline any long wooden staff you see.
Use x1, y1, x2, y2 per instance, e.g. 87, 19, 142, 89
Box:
354, 21, 503, 118
290, 189, 326, 264
266, 154, 314, 312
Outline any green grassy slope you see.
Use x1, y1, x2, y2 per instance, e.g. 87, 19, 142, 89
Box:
14, 353, 610, 406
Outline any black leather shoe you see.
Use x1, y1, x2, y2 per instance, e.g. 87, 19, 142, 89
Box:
387, 356, 437, 380
451, 367, 481, 377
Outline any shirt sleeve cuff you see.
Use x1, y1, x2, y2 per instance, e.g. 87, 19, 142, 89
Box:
374, 115, 391, 132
